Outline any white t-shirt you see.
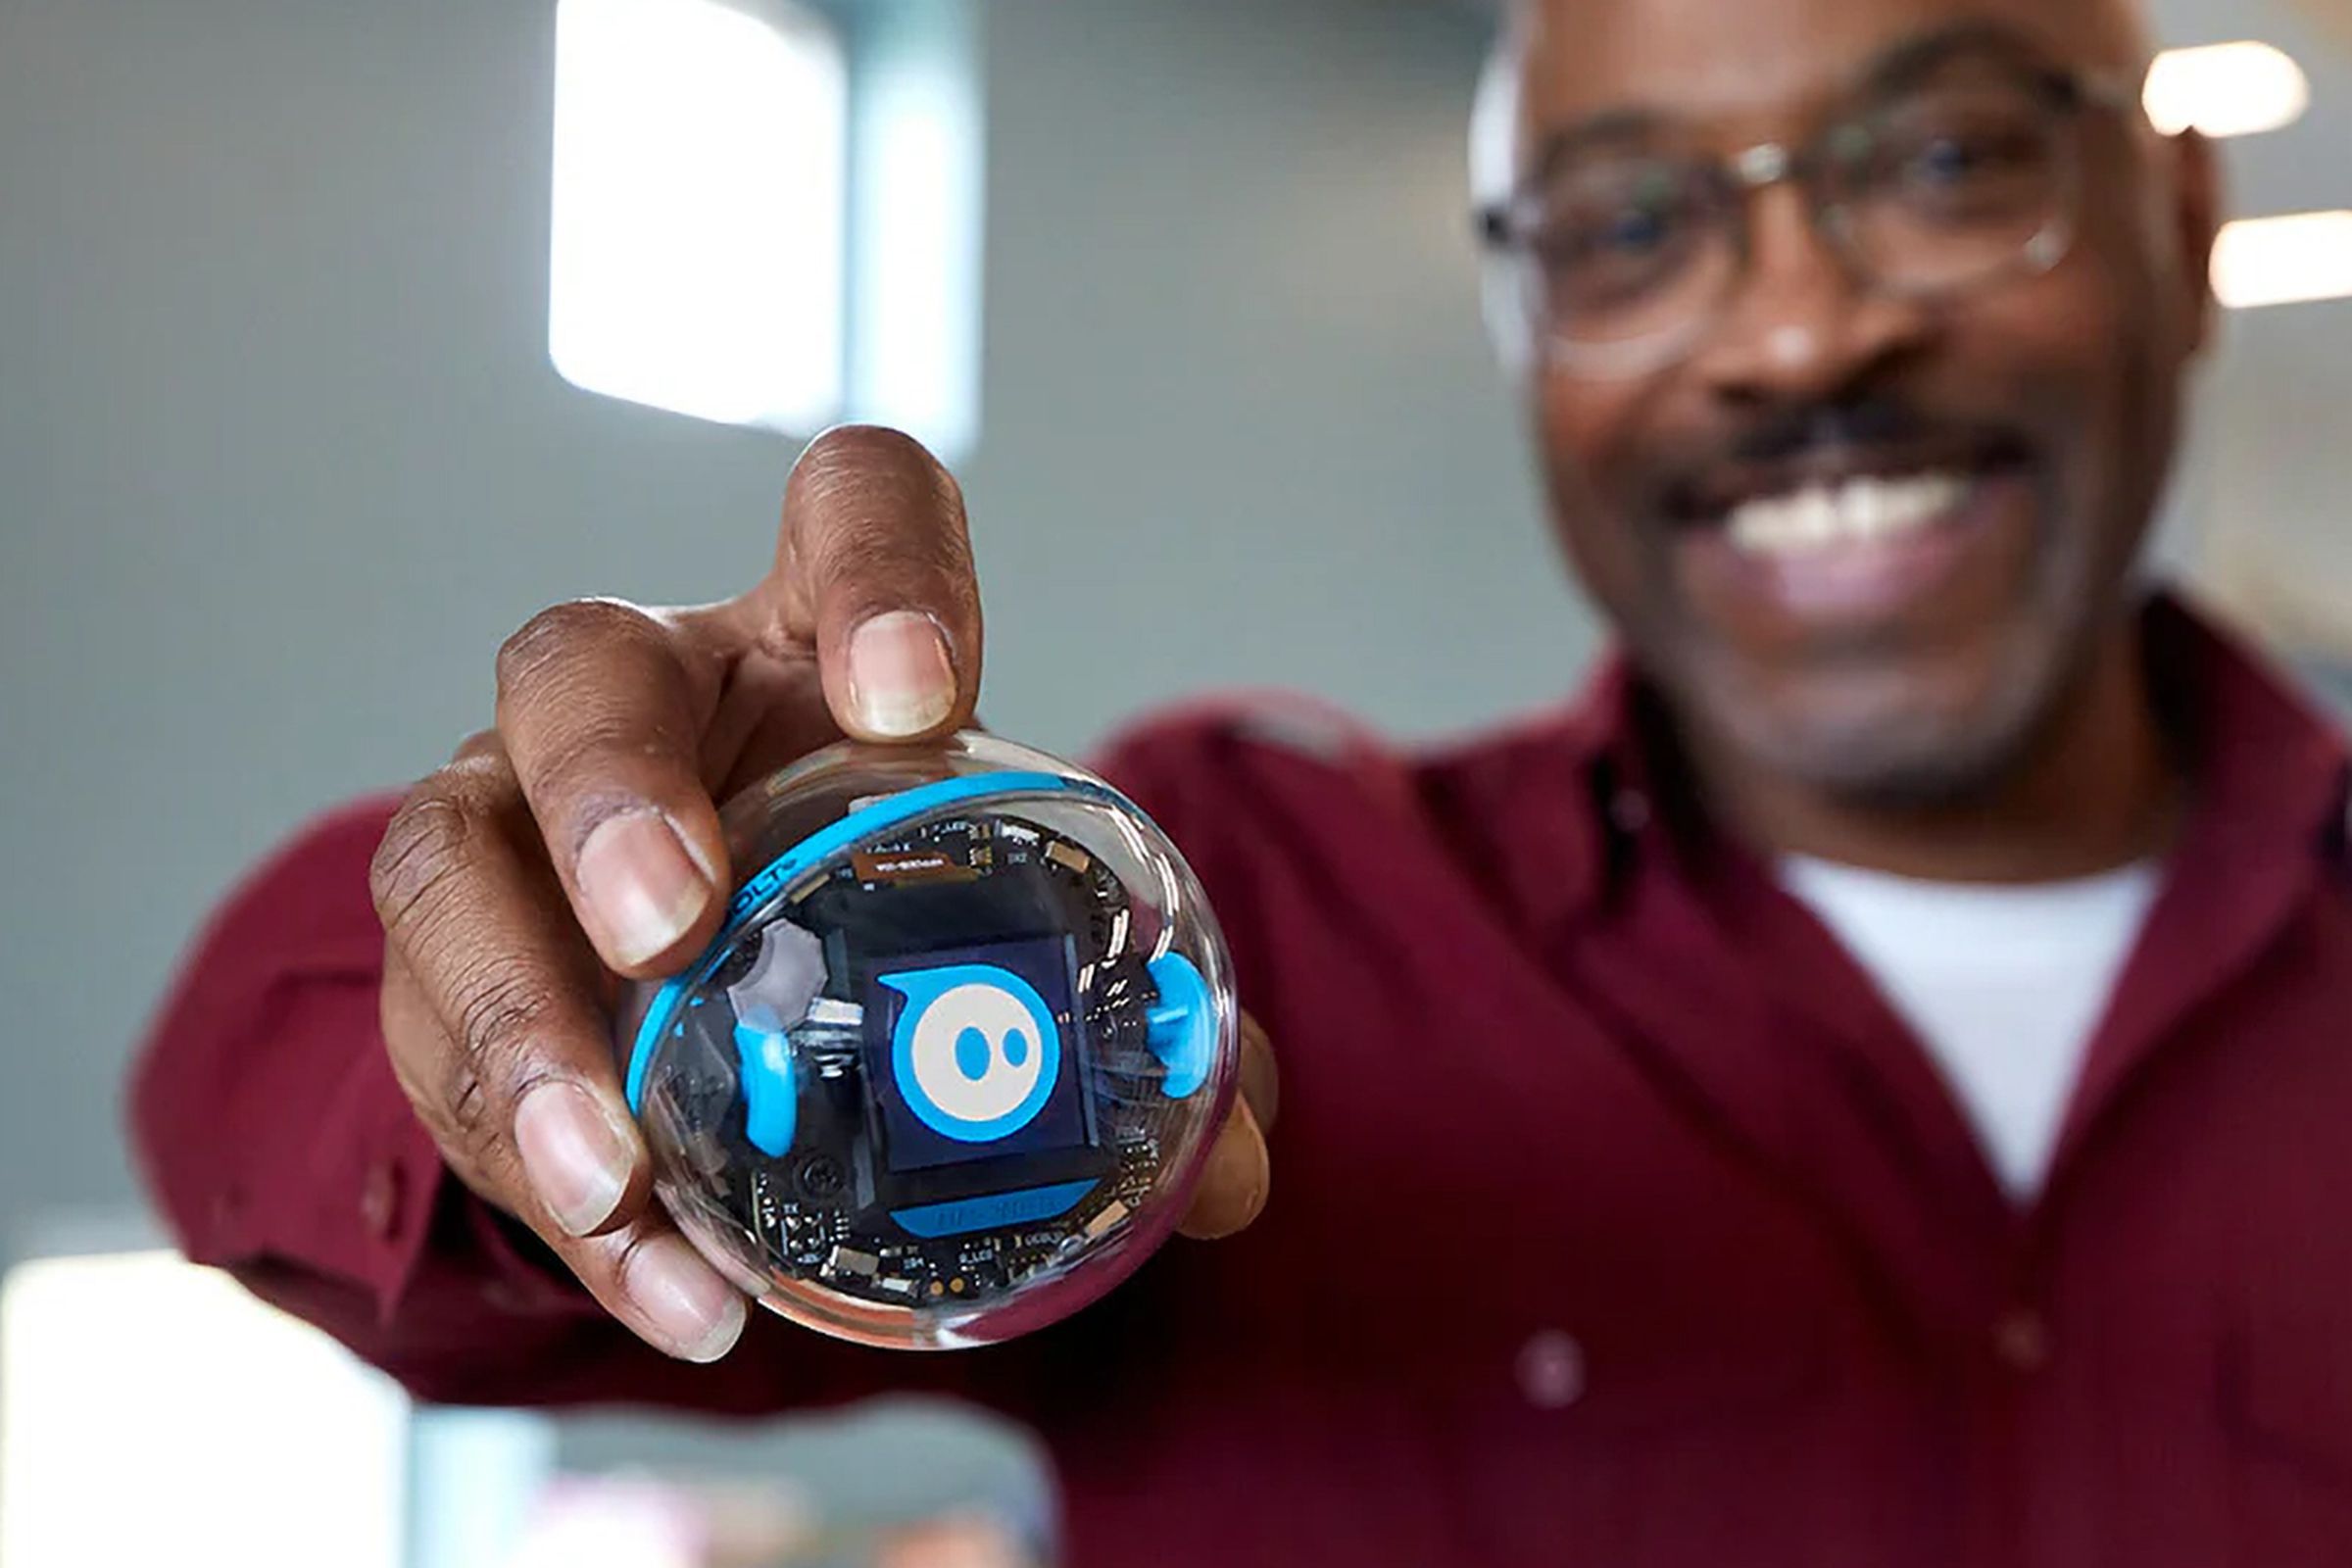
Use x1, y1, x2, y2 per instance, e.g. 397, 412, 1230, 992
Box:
1779, 857, 2163, 1200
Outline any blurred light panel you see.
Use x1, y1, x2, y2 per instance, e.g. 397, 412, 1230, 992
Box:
550, 0, 848, 430
506, 1483, 701, 1568
2213, 212, 2352, 309
407, 1409, 561, 1568
848, 0, 986, 462
2143, 41, 2309, 138
1, 1251, 409, 1568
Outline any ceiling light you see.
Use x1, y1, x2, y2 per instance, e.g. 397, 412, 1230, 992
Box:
2143, 41, 2309, 139
2212, 212, 2352, 310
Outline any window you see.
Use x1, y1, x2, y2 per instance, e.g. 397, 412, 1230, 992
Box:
845, 0, 986, 460
550, 0, 985, 457
551, 0, 851, 432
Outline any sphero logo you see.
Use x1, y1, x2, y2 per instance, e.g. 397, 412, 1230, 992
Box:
880, 963, 1063, 1144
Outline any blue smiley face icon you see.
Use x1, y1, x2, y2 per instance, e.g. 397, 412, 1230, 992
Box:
880, 963, 1064, 1144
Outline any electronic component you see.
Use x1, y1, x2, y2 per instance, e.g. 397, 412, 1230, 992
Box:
618, 733, 1237, 1350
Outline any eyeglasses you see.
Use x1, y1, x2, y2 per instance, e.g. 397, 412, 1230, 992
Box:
1476, 51, 2138, 378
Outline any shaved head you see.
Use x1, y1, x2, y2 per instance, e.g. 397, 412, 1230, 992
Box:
1480, 0, 2157, 206
1474, 0, 2218, 809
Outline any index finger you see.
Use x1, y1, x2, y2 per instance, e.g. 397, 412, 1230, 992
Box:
764, 424, 985, 743
496, 601, 734, 978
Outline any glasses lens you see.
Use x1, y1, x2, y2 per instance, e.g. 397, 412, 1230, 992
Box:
1832, 69, 2073, 294
1525, 155, 1738, 351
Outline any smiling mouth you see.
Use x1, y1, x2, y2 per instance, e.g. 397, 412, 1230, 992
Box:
1723, 469, 1971, 557
1669, 426, 2033, 537
1662, 437, 2038, 627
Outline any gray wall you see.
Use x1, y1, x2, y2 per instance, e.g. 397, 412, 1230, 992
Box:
2146, 0, 2352, 651
0, 0, 1573, 1236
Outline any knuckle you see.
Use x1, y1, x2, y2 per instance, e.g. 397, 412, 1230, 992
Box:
830, 513, 974, 603
787, 427, 973, 590
383, 1033, 443, 1125
797, 422, 943, 487
527, 708, 692, 808
416, 1061, 481, 1149
445, 1065, 494, 1142
369, 781, 484, 939
384, 1023, 496, 1167
451, 727, 504, 765
497, 598, 659, 697
449, 964, 556, 1097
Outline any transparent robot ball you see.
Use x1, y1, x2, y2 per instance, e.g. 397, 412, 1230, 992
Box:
613, 732, 1241, 1350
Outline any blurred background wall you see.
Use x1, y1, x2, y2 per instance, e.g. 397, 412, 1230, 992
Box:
0, 0, 2347, 1548
2162, 0, 2352, 661
0, 0, 1563, 1235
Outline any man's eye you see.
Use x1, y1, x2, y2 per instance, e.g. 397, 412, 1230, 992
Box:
1902, 127, 2041, 186
1599, 207, 1674, 253
1549, 199, 1684, 266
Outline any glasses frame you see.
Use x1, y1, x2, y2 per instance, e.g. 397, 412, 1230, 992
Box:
1476, 60, 2141, 379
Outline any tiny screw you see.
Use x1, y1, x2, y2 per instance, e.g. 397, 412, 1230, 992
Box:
798, 1155, 847, 1200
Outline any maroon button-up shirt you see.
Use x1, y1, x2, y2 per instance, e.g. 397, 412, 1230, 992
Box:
130, 598, 2352, 1566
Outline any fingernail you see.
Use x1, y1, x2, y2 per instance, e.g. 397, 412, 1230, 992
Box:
848, 611, 956, 738
1180, 1112, 1269, 1240
514, 1080, 635, 1237
625, 1233, 748, 1363
576, 809, 712, 967
1234, 1119, 1271, 1224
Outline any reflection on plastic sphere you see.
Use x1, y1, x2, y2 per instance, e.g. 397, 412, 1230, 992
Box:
614, 732, 1239, 1349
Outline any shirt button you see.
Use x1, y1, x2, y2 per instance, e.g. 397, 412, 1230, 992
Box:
1610, 790, 1652, 835
360, 1160, 403, 1240
1516, 1330, 1587, 1409
1993, 1308, 2050, 1372
483, 1280, 535, 1312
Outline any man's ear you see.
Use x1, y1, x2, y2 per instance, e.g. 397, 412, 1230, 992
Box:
2168, 126, 2222, 357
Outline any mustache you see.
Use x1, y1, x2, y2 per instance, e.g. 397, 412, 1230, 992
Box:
1725, 396, 1963, 466
1649, 396, 2033, 517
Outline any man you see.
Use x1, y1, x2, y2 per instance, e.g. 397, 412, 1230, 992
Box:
129, 0, 2352, 1560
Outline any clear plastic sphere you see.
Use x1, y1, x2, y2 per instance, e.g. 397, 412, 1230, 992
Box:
615, 732, 1240, 1350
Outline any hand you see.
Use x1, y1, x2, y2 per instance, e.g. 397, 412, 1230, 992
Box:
367, 427, 1274, 1362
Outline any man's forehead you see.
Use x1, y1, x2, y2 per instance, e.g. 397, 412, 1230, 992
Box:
1512, 0, 2149, 133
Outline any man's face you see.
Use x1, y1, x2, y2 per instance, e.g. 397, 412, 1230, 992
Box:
1507, 0, 2215, 803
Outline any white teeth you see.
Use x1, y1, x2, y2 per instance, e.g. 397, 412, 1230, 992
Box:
1726, 472, 1968, 557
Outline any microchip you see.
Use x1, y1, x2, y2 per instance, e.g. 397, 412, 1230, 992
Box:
827, 1245, 880, 1277
853, 848, 976, 884
1046, 842, 1091, 875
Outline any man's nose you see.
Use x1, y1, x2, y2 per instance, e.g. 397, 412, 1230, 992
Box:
1688, 184, 1934, 406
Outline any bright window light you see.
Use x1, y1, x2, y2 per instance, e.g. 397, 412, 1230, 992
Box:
1, 1251, 410, 1568
550, 0, 849, 431
2143, 41, 2309, 139
2212, 211, 2352, 310
847, 0, 986, 461
507, 1482, 703, 1568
